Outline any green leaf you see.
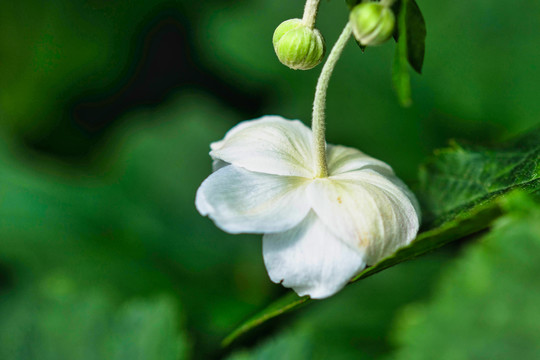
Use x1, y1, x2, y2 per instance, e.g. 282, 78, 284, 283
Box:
392, 0, 412, 107
392, 192, 540, 360
226, 328, 314, 360
392, 27, 411, 105
418, 127, 540, 227
391, 0, 426, 73
345, 0, 360, 10
222, 127, 540, 346
355, 38, 367, 53
222, 292, 310, 347
392, 0, 426, 106
223, 201, 501, 347
226, 250, 452, 359
0, 275, 189, 360
402, 0, 426, 74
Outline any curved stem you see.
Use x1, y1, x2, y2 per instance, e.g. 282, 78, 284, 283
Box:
302, 0, 321, 29
311, 23, 352, 178
380, 0, 396, 7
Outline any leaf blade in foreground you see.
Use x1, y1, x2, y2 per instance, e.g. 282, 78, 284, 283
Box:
222, 128, 540, 346
392, 192, 540, 360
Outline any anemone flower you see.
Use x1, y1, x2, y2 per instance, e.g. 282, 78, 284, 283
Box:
195, 116, 420, 299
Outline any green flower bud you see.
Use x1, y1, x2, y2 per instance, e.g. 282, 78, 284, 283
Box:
349, 2, 395, 46
272, 19, 325, 70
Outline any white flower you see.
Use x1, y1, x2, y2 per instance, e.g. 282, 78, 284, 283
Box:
196, 116, 420, 299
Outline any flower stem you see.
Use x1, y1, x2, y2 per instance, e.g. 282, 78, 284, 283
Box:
312, 23, 352, 178
380, 0, 396, 7
302, 0, 320, 29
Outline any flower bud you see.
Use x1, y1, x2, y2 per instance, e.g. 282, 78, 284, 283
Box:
349, 3, 395, 46
272, 19, 325, 70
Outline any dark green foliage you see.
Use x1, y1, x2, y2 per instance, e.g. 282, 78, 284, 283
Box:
345, 0, 359, 9
0, 95, 270, 359
0, 275, 188, 360
226, 250, 452, 359
1, 0, 539, 358
392, 193, 540, 360
418, 127, 540, 227
392, 0, 426, 106
227, 330, 313, 360
227, 193, 540, 359
222, 128, 540, 346
393, 0, 426, 74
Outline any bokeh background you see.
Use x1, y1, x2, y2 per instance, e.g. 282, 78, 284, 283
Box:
1, 0, 539, 359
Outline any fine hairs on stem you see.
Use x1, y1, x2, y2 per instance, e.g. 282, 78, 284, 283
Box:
311, 23, 352, 178
302, 0, 321, 29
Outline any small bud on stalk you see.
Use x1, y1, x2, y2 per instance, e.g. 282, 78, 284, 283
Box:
273, 19, 325, 70
349, 2, 395, 46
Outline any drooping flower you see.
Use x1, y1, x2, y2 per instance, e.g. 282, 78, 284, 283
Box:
196, 116, 420, 299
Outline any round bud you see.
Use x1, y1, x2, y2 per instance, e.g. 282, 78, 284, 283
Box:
349, 3, 395, 46
272, 19, 326, 70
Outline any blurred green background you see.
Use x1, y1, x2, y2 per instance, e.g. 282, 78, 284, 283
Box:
0, 0, 539, 359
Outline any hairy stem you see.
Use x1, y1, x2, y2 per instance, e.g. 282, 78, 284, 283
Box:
302, 0, 321, 29
312, 23, 352, 178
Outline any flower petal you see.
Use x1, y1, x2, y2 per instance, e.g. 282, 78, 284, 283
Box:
210, 116, 314, 177
195, 165, 310, 234
327, 144, 393, 176
307, 170, 420, 265
263, 212, 366, 299
212, 159, 229, 172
